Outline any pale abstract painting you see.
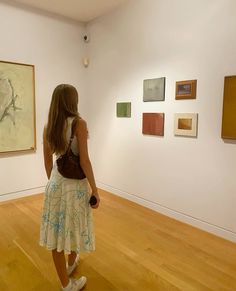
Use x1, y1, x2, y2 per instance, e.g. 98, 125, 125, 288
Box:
0, 61, 36, 153
143, 77, 165, 102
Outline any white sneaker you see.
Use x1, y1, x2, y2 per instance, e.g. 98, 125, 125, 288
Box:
67, 254, 80, 276
62, 277, 87, 291
71, 277, 87, 290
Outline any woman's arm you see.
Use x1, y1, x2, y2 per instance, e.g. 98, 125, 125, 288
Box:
76, 118, 100, 209
43, 127, 53, 179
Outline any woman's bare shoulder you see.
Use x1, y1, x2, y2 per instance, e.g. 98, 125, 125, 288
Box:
77, 117, 87, 128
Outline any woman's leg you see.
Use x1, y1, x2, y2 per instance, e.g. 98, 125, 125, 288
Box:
68, 251, 77, 266
52, 249, 69, 288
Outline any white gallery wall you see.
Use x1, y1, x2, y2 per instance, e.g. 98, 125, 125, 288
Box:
86, 0, 236, 241
0, 2, 86, 200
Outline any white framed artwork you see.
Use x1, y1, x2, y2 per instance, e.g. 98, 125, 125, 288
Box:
174, 113, 198, 137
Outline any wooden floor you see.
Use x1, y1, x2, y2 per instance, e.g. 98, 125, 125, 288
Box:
0, 190, 236, 291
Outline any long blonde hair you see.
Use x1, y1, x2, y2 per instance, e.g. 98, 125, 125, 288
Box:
46, 84, 78, 154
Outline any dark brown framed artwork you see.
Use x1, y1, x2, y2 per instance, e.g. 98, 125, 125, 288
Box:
142, 113, 164, 136
175, 79, 197, 100
221, 75, 236, 139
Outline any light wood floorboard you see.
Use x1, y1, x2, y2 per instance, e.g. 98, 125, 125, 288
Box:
0, 189, 236, 290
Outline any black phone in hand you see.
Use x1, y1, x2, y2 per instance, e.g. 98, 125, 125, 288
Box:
89, 195, 97, 206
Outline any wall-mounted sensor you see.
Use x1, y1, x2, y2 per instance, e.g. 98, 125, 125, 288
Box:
83, 34, 90, 43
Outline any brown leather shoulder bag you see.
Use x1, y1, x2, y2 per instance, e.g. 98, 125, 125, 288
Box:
56, 118, 86, 180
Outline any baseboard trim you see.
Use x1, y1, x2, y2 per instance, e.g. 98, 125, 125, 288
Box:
0, 186, 45, 202
97, 182, 236, 243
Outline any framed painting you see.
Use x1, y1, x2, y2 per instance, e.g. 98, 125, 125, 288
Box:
143, 77, 165, 101
142, 113, 164, 136
0, 60, 36, 154
221, 76, 236, 139
116, 102, 131, 117
174, 113, 198, 137
175, 79, 197, 100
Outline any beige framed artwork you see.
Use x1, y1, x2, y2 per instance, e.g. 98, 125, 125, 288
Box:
175, 80, 197, 100
0, 60, 36, 154
174, 113, 198, 137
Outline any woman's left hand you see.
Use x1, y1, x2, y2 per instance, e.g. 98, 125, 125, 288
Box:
91, 192, 100, 209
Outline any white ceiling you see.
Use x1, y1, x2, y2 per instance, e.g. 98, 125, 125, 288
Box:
8, 0, 128, 22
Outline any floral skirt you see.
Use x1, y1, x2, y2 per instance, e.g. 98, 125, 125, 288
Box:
39, 164, 95, 254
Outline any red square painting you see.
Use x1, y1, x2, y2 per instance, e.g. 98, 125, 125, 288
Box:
142, 113, 164, 136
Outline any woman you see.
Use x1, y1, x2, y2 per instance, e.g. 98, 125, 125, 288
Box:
40, 84, 100, 291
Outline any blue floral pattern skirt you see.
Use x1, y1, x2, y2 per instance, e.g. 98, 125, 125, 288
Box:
39, 164, 95, 254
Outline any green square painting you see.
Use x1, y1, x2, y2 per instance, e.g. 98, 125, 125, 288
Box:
116, 102, 131, 118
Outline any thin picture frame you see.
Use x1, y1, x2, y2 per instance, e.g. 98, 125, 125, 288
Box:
174, 113, 198, 137
175, 79, 197, 100
0, 60, 36, 154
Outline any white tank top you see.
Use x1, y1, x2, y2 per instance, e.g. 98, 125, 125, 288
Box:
65, 117, 79, 155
